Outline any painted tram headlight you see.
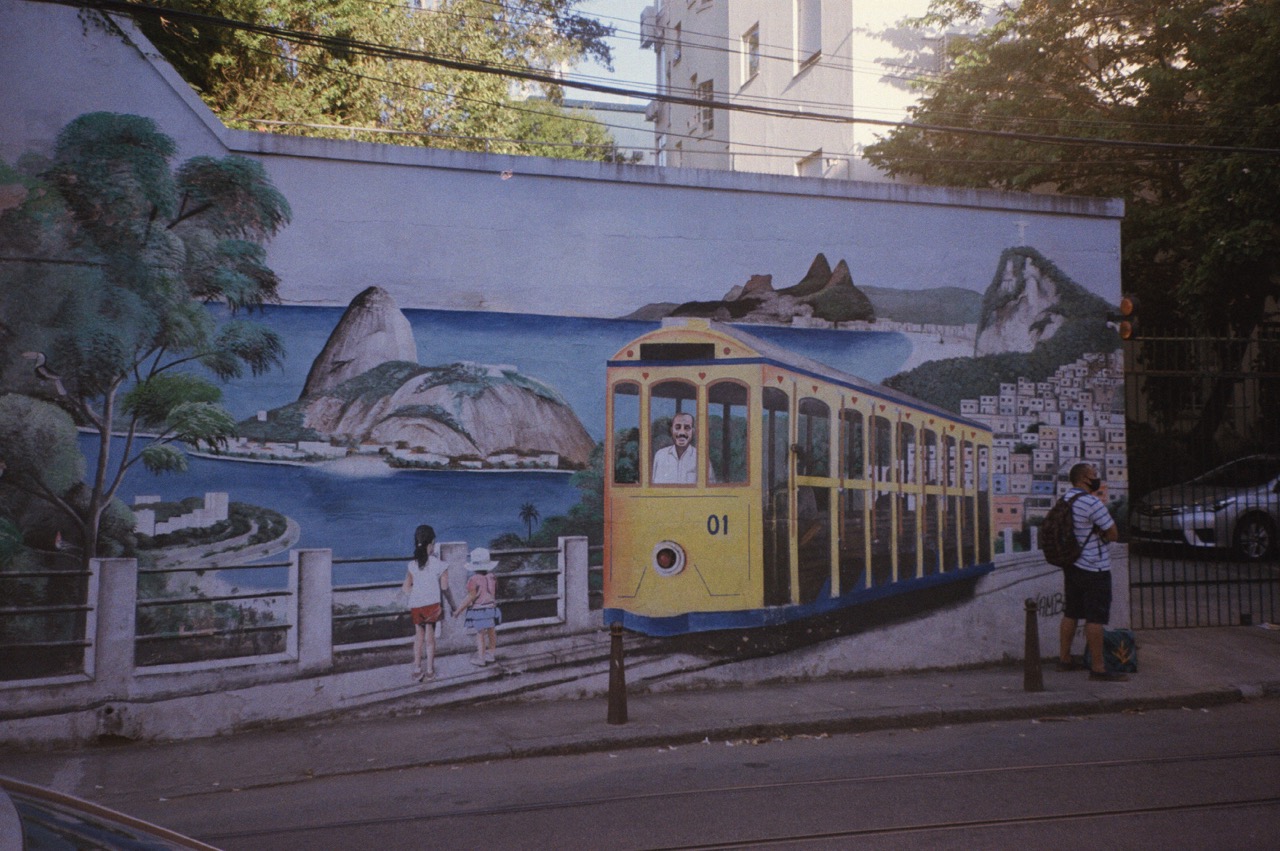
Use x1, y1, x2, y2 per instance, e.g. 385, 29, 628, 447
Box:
651, 540, 687, 577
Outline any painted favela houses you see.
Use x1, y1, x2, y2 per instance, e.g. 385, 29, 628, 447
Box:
0, 1, 1128, 742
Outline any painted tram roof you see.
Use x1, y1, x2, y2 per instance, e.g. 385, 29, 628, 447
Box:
608, 318, 991, 435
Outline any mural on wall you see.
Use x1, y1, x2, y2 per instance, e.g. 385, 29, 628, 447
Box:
0, 110, 1125, 684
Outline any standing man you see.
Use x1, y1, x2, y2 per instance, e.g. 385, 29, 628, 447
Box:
651, 411, 698, 484
1058, 462, 1126, 681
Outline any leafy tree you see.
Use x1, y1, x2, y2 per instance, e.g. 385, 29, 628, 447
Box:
865, 0, 1280, 444
0, 112, 290, 567
127, 0, 618, 158
524, 442, 605, 547
518, 501, 541, 543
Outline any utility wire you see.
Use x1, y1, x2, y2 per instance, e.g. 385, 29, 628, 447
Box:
41, 0, 1280, 157
628, 1, 1267, 135
218, 28, 870, 163
57, 0, 1251, 140
326, 0, 1251, 141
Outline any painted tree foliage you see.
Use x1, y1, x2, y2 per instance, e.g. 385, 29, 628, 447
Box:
128, 0, 620, 158
0, 112, 290, 566
866, 0, 1280, 338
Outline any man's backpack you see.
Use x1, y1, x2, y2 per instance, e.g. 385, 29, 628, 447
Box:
1040, 492, 1094, 568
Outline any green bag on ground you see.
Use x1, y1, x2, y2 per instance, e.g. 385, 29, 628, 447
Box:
1104, 628, 1138, 673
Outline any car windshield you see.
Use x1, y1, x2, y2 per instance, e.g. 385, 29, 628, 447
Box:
1192, 457, 1280, 489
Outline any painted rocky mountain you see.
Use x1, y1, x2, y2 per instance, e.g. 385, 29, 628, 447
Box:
973, 247, 1109, 357
239, 287, 595, 468
624, 253, 876, 325
883, 246, 1118, 413
301, 286, 417, 398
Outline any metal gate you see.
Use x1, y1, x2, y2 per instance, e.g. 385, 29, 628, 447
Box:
1124, 329, 1280, 628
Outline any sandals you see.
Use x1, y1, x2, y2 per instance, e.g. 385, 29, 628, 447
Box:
412, 668, 424, 683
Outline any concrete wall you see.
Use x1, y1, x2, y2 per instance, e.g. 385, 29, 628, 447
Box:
0, 538, 600, 747
0, 540, 1123, 748
0, 1, 1130, 739
0, 1, 1122, 319
647, 549, 1130, 691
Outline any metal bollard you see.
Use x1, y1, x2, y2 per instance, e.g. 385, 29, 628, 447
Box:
1023, 598, 1044, 692
607, 621, 628, 725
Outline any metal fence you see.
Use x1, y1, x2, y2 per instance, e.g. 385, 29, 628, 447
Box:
1124, 329, 1280, 628
0, 539, 600, 680
135, 561, 293, 667
0, 552, 91, 680
330, 546, 569, 651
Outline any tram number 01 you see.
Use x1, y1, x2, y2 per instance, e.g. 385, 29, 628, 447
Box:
706, 514, 730, 536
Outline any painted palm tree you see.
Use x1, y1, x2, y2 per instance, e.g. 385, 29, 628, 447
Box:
519, 502, 540, 544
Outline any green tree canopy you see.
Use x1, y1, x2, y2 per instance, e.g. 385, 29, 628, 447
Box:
865, 0, 1280, 337
128, 0, 620, 159
0, 112, 290, 565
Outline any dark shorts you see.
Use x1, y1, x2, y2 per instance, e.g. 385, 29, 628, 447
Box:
1063, 566, 1112, 624
411, 604, 443, 626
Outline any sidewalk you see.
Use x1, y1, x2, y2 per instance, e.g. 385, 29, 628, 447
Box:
2, 626, 1278, 808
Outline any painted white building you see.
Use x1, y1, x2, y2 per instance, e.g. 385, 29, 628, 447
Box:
641, 0, 936, 181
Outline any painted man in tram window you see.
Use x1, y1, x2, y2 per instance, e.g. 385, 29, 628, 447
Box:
651, 411, 698, 484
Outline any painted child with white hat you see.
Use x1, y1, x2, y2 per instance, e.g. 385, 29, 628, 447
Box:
454, 546, 501, 666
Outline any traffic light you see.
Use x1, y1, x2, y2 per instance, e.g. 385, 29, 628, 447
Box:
1113, 294, 1139, 340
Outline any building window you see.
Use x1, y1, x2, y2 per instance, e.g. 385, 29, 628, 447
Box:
796, 149, 823, 178
795, 0, 821, 68
696, 78, 714, 133
742, 24, 760, 82
672, 22, 682, 64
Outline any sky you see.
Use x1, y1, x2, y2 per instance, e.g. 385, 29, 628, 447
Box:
574, 0, 657, 103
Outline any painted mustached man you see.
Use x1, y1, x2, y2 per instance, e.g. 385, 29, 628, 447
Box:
651, 411, 698, 484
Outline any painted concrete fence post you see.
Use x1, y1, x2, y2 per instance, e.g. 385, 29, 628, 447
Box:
439, 541, 470, 652
561, 536, 590, 630
91, 558, 137, 695
295, 548, 333, 673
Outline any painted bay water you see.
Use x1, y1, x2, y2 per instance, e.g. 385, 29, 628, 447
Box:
92, 307, 911, 585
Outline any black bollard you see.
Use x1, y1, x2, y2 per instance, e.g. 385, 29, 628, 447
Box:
607, 621, 628, 725
1023, 598, 1044, 692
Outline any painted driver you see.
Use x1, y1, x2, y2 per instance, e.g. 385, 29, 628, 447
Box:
651, 412, 698, 484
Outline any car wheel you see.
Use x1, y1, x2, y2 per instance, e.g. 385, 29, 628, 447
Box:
1234, 514, 1276, 561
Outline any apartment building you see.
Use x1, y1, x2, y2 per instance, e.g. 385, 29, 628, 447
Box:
640, 0, 933, 180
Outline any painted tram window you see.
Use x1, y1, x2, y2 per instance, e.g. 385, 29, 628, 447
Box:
612, 382, 641, 485
708, 380, 748, 485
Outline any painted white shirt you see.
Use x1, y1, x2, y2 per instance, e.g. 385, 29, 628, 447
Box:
406, 556, 448, 607
651, 444, 698, 484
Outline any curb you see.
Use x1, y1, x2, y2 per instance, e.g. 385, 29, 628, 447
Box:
143, 685, 1253, 802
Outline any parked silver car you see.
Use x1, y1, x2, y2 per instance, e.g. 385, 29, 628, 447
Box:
1132, 455, 1280, 561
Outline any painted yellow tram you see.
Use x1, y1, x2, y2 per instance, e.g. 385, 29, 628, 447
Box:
604, 319, 995, 635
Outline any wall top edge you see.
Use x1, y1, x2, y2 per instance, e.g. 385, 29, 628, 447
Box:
110, 11, 1123, 220
227, 129, 1124, 218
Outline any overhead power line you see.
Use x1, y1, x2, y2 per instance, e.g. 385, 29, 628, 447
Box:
39, 0, 1280, 158
207, 26, 868, 165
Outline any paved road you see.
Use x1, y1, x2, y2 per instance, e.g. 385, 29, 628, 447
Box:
132, 699, 1280, 849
